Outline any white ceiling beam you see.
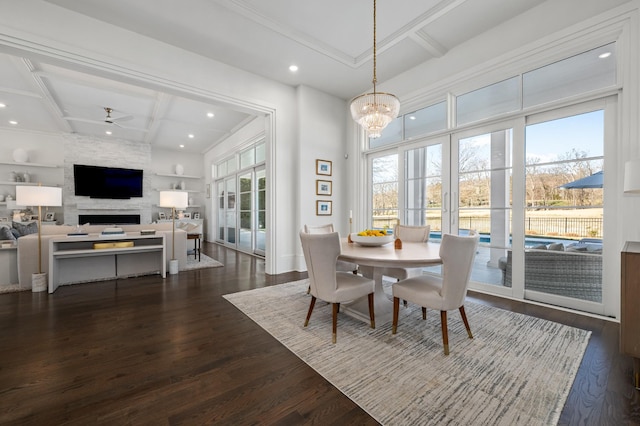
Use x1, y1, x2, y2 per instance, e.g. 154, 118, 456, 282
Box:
22, 58, 74, 132
409, 30, 448, 58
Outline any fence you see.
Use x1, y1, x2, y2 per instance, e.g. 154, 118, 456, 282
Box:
373, 215, 603, 239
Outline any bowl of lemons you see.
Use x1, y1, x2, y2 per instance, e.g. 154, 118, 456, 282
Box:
350, 229, 394, 246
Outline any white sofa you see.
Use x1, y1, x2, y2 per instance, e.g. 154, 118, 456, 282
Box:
17, 223, 187, 289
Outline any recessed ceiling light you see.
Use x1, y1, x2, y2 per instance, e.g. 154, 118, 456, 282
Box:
409, 116, 416, 120
207, 112, 215, 118
599, 52, 611, 59
0, 103, 6, 108
188, 134, 194, 139
289, 65, 298, 72
179, 144, 185, 148
9, 120, 17, 125
105, 130, 112, 135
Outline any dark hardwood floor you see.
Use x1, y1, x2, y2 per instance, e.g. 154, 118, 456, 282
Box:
0, 242, 638, 425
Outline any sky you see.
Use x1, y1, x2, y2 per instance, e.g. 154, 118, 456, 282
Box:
525, 110, 604, 163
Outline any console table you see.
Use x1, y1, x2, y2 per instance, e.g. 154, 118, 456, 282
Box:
48, 233, 166, 293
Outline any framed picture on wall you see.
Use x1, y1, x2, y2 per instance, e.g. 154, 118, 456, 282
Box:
44, 212, 55, 221
158, 212, 166, 220
316, 180, 332, 196
316, 200, 332, 216
316, 159, 332, 176
183, 212, 192, 219
193, 212, 201, 219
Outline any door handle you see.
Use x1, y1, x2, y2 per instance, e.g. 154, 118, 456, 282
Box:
443, 192, 448, 213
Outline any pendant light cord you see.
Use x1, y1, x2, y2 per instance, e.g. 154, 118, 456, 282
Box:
372, 0, 377, 93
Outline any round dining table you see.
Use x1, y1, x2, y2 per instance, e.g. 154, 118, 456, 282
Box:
338, 238, 442, 324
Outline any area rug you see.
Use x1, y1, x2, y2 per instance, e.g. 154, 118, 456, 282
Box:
223, 279, 590, 425
181, 253, 223, 271
0, 284, 28, 294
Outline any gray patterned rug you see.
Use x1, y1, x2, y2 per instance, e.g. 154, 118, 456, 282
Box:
224, 279, 590, 425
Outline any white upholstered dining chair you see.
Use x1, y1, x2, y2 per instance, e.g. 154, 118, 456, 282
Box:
303, 224, 358, 273
300, 230, 375, 343
391, 232, 479, 355
303, 224, 359, 294
378, 224, 431, 282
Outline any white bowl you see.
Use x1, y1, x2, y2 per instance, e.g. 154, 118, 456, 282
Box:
350, 233, 394, 247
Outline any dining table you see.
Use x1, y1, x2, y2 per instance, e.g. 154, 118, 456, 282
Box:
338, 238, 442, 324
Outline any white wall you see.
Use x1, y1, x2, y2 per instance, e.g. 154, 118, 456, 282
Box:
295, 85, 350, 270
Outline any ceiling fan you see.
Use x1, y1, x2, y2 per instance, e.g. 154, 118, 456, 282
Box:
63, 106, 148, 132
103, 107, 133, 126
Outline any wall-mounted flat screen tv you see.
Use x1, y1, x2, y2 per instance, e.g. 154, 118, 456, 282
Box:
74, 164, 143, 199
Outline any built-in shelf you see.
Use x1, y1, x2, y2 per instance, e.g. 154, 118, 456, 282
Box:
153, 188, 200, 193
0, 180, 59, 186
0, 161, 60, 168
155, 173, 201, 179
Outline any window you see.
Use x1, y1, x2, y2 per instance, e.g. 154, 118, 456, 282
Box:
457, 77, 520, 126
371, 154, 398, 229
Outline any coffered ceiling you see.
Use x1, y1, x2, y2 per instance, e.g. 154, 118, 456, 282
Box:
0, 0, 548, 153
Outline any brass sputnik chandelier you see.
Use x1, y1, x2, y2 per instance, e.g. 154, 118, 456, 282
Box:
350, 0, 400, 139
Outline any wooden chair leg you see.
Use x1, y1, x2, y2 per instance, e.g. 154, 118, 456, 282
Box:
392, 297, 400, 334
368, 293, 375, 329
332, 303, 339, 344
422, 307, 427, 320
440, 310, 449, 355
304, 296, 316, 327
336, 303, 340, 313
459, 305, 473, 339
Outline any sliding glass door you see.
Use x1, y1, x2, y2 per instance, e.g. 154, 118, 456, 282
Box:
216, 165, 266, 256
368, 102, 612, 314
214, 141, 266, 256
523, 107, 605, 308
451, 126, 514, 286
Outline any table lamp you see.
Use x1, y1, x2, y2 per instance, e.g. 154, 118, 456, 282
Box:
624, 160, 640, 194
159, 190, 188, 274
16, 185, 62, 292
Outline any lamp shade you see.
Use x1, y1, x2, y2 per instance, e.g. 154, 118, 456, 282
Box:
159, 191, 188, 208
16, 185, 62, 207
624, 160, 640, 194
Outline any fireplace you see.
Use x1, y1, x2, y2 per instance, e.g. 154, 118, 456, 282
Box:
79, 214, 141, 225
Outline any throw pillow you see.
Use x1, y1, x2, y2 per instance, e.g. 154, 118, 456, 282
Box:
0, 226, 16, 241
12, 221, 38, 236
547, 242, 565, 251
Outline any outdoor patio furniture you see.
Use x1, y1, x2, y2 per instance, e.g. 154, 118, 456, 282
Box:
499, 249, 602, 302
